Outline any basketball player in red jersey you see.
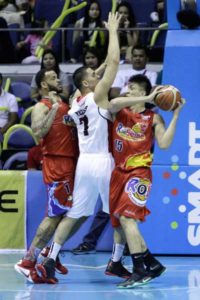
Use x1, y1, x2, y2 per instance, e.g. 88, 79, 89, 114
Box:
104, 74, 185, 288
15, 69, 78, 283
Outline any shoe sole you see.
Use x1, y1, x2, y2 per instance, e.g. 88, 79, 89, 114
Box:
117, 276, 152, 289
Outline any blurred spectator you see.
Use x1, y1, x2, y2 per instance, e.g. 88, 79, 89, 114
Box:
16, 21, 51, 64
0, 0, 25, 27
27, 143, 43, 170
82, 46, 102, 69
19, 0, 36, 25
156, 0, 165, 23
15, 0, 29, 11
110, 45, 158, 99
0, 73, 18, 135
30, 49, 72, 102
177, 9, 200, 29
70, 0, 106, 63
116, 1, 139, 62
0, 16, 17, 63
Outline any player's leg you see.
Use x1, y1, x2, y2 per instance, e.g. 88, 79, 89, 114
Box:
105, 226, 132, 278
14, 215, 62, 283
15, 165, 75, 283
36, 216, 87, 283
141, 236, 166, 278
72, 208, 110, 255
117, 216, 153, 289
103, 166, 131, 278
37, 155, 99, 283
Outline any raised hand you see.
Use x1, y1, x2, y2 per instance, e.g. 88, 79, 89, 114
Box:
104, 12, 122, 32
173, 98, 186, 116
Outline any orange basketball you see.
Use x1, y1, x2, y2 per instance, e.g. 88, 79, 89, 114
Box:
154, 85, 182, 111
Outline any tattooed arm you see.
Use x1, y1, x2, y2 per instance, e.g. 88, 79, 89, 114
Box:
31, 101, 59, 140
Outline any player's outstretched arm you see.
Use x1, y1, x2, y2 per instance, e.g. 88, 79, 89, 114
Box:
154, 98, 185, 149
108, 85, 162, 113
94, 12, 121, 109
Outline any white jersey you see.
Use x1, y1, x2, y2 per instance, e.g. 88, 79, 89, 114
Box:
68, 92, 112, 154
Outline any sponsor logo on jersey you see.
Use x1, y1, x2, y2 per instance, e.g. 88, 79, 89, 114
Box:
63, 114, 74, 126
125, 177, 151, 207
116, 122, 147, 141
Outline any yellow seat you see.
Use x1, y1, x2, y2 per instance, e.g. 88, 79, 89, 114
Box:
150, 22, 168, 48
2, 124, 38, 151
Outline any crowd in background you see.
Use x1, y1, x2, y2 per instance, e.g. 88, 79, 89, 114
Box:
0, 0, 165, 64
0, 0, 165, 170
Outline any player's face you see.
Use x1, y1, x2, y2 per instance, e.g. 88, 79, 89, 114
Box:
84, 52, 99, 70
42, 53, 56, 70
132, 49, 147, 70
44, 71, 60, 92
128, 82, 145, 97
89, 3, 100, 19
85, 68, 100, 90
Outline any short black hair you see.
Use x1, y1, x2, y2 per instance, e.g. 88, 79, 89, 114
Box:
131, 45, 149, 57
73, 66, 88, 91
35, 69, 47, 89
128, 74, 152, 95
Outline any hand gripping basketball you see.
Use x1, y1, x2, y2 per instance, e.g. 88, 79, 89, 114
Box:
152, 85, 182, 111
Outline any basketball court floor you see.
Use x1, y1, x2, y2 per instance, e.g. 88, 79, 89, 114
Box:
0, 252, 200, 300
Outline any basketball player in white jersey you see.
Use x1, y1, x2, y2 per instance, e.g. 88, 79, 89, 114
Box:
35, 12, 162, 283
35, 12, 123, 283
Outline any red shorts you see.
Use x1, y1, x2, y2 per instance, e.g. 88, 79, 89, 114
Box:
43, 156, 76, 217
109, 167, 152, 227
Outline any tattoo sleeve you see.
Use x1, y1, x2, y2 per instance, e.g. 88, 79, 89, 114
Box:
32, 104, 59, 139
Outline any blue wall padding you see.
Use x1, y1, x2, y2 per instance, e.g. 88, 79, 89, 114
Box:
154, 29, 200, 166
166, 0, 180, 29
27, 167, 200, 255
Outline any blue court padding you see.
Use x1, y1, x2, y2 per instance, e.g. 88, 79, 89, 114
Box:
26, 164, 200, 255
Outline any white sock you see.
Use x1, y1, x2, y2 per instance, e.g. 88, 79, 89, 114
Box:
111, 243, 125, 262
48, 242, 62, 261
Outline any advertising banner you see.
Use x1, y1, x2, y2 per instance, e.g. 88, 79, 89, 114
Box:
0, 171, 26, 250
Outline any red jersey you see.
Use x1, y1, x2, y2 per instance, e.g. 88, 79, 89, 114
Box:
27, 144, 43, 170
112, 108, 155, 169
40, 99, 78, 158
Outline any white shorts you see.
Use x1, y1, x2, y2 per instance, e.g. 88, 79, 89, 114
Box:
67, 153, 114, 218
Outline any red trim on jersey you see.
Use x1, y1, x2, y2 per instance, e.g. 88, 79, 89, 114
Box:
76, 96, 84, 103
